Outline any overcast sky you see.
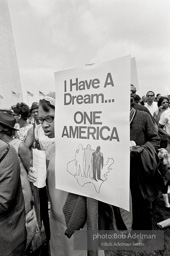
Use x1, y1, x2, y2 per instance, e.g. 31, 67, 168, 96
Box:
8, 0, 170, 100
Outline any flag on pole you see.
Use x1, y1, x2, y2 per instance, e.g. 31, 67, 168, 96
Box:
39, 91, 45, 96
39, 91, 45, 100
12, 91, 20, 97
27, 91, 34, 97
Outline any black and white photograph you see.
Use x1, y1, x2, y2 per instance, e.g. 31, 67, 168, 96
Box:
0, 0, 170, 256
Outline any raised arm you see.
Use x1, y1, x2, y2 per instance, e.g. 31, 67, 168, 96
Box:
25, 126, 35, 149
18, 142, 31, 173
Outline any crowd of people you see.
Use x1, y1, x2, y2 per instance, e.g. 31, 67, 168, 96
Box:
1, 86, 170, 256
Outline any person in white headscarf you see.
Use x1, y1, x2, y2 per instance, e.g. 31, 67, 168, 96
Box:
28, 92, 87, 256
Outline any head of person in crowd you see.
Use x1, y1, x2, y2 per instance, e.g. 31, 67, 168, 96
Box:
38, 92, 55, 138
130, 84, 137, 107
140, 95, 146, 106
134, 94, 141, 104
157, 96, 169, 110
0, 111, 17, 139
146, 91, 155, 105
30, 102, 39, 124
166, 95, 170, 107
11, 102, 30, 127
155, 93, 161, 102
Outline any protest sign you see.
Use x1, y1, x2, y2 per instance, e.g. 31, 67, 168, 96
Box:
131, 57, 138, 90
55, 55, 131, 210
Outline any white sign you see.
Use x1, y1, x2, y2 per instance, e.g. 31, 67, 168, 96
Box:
131, 57, 139, 90
55, 55, 131, 211
33, 148, 47, 188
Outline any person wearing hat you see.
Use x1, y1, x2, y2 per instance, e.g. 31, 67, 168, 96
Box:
0, 112, 35, 251
0, 108, 13, 115
0, 139, 26, 255
0, 112, 32, 211
0, 111, 17, 130
29, 102, 39, 125
26, 95, 55, 256
28, 93, 87, 256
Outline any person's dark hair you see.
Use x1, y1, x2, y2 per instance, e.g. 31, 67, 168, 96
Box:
12, 102, 30, 120
156, 93, 161, 98
134, 94, 141, 104
0, 123, 15, 137
157, 96, 169, 107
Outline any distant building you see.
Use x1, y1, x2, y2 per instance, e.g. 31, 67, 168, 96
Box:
0, 0, 23, 108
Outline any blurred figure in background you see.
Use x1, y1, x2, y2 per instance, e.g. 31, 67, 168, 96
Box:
153, 96, 169, 125
29, 102, 39, 125
158, 101, 170, 154
133, 94, 141, 104
145, 91, 158, 116
140, 95, 146, 106
130, 85, 156, 118
155, 93, 161, 102
12, 102, 32, 142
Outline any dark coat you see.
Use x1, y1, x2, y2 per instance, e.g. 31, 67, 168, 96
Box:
130, 109, 160, 149
0, 140, 26, 256
131, 141, 162, 201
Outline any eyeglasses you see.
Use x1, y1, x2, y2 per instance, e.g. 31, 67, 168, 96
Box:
147, 94, 154, 97
38, 115, 54, 124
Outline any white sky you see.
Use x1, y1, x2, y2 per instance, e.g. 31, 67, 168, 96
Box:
8, 0, 170, 100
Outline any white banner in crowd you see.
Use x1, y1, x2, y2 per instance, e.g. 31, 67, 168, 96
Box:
55, 55, 131, 211
131, 57, 139, 90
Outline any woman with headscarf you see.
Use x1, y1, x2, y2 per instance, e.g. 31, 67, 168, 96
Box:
28, 93, 87, 256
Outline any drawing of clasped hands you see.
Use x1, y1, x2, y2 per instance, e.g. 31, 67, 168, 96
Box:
28, 167, 37, 184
